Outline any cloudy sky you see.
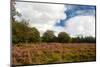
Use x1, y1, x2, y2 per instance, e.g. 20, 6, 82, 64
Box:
14, 1, 96, 37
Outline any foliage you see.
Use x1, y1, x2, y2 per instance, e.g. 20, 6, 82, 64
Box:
12, 21, 95, 43
42, 30, 57, 42
12, 21, 40, 44
58, 32, 71, 43
71, 36, 96, 43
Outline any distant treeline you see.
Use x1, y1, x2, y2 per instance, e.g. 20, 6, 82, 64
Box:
12, 20, 96, 44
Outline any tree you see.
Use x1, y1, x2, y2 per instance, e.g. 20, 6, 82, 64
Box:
11, 0, 21, 22
83, 36, 96, 43
58, 32, 71, 43
28, 27, 40, 43
71, 36, 96, 43
42, 30, 56, 42
12, 20, 40, 44
11, 1, 40, 44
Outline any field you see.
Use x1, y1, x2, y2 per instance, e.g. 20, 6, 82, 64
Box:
12, 43, 96, 65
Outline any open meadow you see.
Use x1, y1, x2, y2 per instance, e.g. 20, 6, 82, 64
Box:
12, 43, 96, 65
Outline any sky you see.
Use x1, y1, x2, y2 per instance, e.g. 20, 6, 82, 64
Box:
14, 1, 96, 37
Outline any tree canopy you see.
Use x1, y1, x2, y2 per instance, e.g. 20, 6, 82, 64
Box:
42, 30, 57, 42
58, 32, 71, 43
12, 20, 40, 43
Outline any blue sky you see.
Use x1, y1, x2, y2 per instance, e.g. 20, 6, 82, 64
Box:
55, 5, 95, 27
15, 2, 96, 37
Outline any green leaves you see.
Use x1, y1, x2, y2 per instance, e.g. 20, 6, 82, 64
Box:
42, 30, 56, 42
58, 32, 71, 43
12, 21, 40, 44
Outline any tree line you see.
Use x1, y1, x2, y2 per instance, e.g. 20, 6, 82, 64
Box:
12, 20, 96, 44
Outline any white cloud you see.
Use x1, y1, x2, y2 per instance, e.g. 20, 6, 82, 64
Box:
15, 2, 66, 36
65, 16, 95, 37
49, 16, 95, 37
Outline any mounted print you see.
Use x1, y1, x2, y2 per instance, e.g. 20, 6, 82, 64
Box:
11, 0, 96, 66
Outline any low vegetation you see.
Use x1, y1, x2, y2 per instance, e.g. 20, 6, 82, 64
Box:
12, 43, 96, 65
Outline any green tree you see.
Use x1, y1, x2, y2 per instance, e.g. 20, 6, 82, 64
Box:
71, 36, 96, 43
12, 20, 40, 44
42, 30, 56, 42
83, 36, 96, 43
11, 1, 41, 44
58, 32, 71, 43
28, 27, 40, 43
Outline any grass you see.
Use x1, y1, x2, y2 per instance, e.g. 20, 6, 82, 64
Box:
12, 43, 96, 65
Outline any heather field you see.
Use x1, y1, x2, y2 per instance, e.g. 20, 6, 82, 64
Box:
12, 43, 96, 65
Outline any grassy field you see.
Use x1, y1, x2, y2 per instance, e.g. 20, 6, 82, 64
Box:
12, 43, 96, 65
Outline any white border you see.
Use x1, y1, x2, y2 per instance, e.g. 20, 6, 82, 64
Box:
0, 0, 10, 67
